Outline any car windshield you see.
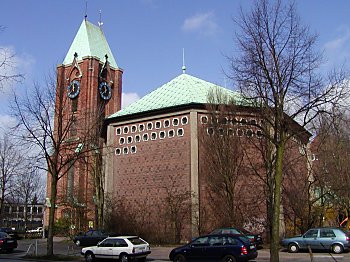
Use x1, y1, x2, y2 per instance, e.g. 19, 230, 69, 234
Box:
127, 237, 146, 245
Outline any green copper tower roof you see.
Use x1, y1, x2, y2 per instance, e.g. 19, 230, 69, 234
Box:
109, 73, 243, 118
62, 20, 118, 68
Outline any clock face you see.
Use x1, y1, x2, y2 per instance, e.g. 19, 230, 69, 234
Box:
99, 82, 112, 100
67, 80, 80, 99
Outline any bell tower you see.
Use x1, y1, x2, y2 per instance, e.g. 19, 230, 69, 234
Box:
49, 19, 123, 230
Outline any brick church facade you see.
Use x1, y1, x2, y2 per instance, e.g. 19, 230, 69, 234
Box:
47, 19, 311, 242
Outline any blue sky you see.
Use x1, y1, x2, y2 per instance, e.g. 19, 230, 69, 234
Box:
1, 0, 350, 130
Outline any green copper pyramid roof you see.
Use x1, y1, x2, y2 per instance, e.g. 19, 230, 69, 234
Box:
62, 20, 118, 68
109, 73, 243, 118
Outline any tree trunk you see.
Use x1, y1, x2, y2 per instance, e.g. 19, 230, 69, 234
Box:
47, 174, 58, 256
270, 142, 284, 262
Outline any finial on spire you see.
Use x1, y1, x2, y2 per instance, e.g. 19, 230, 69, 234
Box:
182, 48, 186, 74
84, 0, 88, 20
98, 10, 104, 27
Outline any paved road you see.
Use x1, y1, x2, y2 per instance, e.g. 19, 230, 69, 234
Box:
2, 238, 350, 261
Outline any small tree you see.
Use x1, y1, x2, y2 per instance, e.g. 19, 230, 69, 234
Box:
200, 90, 246, 229
163, 173, 192, 243
0, 134, 24, 224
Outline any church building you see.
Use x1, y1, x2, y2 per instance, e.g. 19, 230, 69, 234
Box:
48, 18, 310, 242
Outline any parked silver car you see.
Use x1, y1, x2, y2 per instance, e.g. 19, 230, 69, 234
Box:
281, 227, 350, 254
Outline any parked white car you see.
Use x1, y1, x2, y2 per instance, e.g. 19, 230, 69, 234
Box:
81, 236, 151, 262
26, 227, 43, 233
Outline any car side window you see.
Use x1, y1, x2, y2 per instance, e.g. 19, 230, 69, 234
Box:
100, 239, 114, 247
209, 236, 223, 246
114, 239, 128, 247
304, 229, 318, 238
92, 231, 100, 237
192, 236, 209, 246
225, 236, 238, 245
86, 230, 93, 236
320, 229, 336, 238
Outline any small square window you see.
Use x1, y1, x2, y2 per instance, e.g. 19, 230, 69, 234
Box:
151, 132, 157, 140
159, 131, 166, 139
119, 137, 125, 145
131, 146, 137, 154
139, 124, 145, 132
240, 118, 247, 125
256, 130, 263, 138
143, 133, 149, 141
123, 147, 129, 154
228, 128, 234, 136
181, 116, 188, 125
115, 148, 121, 155
164, 119, 170, 128
147, 122, 153, 130
131, 125, 137, 133
116, 127, 121, 135
168, 129, 175, 138
155, 121, 161, 129
123, 126, 129, 134
250, 119, 257, 125
135, 135, 141, 143
201, 116, 208, 124
177, 128, 184, 136
237, 129, 244, 136
173, 118, 179, 126
218, 128, 224, 136
246, 129, 254, 137
207, 127, 214, 135
127, 136, 133, 144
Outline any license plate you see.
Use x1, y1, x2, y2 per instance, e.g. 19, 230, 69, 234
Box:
7, 240, 13, 243
250, 245, 255, 249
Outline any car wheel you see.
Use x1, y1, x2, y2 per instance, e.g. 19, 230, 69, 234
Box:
75, 240, 81, 246
120, 254, 129, 262
222, 255, 236, 262
288, 243, 299, 253
332, 244, 343, 254
173, 254, 186, 262
85, 251, 95, 262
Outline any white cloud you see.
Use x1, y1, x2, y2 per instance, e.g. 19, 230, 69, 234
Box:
0, 45, 35, 94
182, 11, 218, 36
122, 92, 140, 108
0, 114, 16, 136
323, 26, 350, 68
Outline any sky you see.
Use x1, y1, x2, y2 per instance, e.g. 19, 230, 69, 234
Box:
1, 0, 350, 132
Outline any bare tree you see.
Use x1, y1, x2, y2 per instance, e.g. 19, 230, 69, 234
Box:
199, 90, 246, 229
229, 1, 346, 260
0, 134, 23, 224
10, 74, 104, 256
0, 26, 24, 90
163, 173, 192, 243
313, 111, 350, 227
11, 166, 45, 229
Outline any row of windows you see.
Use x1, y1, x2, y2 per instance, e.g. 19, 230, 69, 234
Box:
3, 206, 43, 214
118, 128, 184, 145
201, 115, 260, 126
115, 145, 137, 155
116, 116, 188, 136
207, 127, 263, 138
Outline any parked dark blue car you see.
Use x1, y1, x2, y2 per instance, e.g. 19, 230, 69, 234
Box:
169, 234, 257, 262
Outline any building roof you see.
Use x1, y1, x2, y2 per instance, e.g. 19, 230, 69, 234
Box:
108, 73, 243, 118
62, 20, 118, 68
